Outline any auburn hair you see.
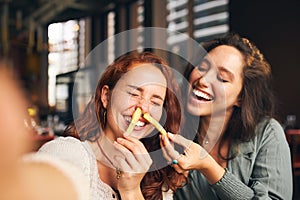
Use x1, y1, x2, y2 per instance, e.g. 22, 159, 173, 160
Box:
64, 51, 186, 199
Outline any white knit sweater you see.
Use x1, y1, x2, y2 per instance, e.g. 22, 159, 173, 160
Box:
36, 136, 173, 200
37, 136, 120, 200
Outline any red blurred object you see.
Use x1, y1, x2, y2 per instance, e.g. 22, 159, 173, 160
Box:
285, 129, 300, 196
286, 129, 300, 170
31, 133, 55, 151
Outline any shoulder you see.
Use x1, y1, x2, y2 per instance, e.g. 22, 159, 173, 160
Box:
41, 136, 83, 147
253, 117, 289, 151
39, 136, 91, 156
256, 118, 285, 141
239, 118, 287, 154
23, 153, 90, 200
37, 136, 95, 172
256, 117, 283, 133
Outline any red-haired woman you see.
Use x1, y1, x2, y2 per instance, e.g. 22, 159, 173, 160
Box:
38, 51, 186, 200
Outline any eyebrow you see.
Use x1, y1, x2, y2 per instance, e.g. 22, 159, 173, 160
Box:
199, 58, 211, 69
127, 85, 164, 101
218, 66, 234, 81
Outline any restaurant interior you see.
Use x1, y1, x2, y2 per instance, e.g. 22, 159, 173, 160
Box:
1, 0, 300, 199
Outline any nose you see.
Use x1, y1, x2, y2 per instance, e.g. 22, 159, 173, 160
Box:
196, 75, 210, 88
136, 97, 150, 113
196, 70, 216, 87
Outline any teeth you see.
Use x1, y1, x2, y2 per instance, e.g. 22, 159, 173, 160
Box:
135, 121, 145, 127
125, 116, 145, 127
125, 116, 131, 123
193, 89, 213, 100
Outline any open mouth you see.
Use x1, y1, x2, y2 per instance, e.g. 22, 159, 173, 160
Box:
125, 116, 148, 128
192, 88, 214, 101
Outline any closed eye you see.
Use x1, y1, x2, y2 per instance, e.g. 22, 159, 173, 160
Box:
217, 67, 234, 83
217, 75, 229, 83
151, 99, 163, 106
196, 65, 207, 72
127, 92, 143, 102
127, 91, 140, 97
196, 59, 210, 73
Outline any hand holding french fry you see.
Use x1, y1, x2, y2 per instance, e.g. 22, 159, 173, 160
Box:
126, 107, 142, 134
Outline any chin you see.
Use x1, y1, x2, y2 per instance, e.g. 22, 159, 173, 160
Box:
129, 134, 145, 140
186, 103, 200, 116
133, 128, 154, 139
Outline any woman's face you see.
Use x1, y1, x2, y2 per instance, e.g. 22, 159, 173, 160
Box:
102, 63, 167, 139
186, 45, 244, 117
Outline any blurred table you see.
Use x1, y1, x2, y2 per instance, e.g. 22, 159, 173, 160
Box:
285, 129, 300, 196
286, 129, 300, 164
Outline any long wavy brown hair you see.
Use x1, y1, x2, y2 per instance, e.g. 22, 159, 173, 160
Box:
64, 51, 186, 199
184, 32, 276, 159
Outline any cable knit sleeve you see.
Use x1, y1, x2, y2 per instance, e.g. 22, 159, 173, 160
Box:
211, 119, 293, 200
175, 118, 293, 200
212, 168, 254, 199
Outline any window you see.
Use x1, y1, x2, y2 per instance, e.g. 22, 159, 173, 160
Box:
167, 0, 189, 47
48, 19, 85, 107
193, 0, 229, 42
166, 0, 229, 46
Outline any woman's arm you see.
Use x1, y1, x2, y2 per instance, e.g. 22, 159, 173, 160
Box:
212, 119, 292, 199
163, 119, 293, 199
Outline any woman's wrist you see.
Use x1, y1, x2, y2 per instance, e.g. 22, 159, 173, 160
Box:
197, 155, 226, 185
119, 188, 144, 200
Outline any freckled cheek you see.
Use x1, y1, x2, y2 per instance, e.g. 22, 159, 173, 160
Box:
149, 106, 164, 121
189, 71, 199, 84
112, 91, 132, 104
127, 97, 142, 108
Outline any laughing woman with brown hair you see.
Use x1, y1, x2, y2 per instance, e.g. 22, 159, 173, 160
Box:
161, 33, 293, 199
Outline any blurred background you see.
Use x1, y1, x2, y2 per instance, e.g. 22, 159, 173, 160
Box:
0, 0, 300, 198
1, 0, 299, 126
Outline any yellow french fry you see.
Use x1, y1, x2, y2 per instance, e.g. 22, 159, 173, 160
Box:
126, 107, 142, 134
143, 113, 167, 136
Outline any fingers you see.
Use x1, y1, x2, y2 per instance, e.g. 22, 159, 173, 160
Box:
160, 134, 180, 161
160, 132, 210, 175
167, 132, 193, 150
114, 155, 131, 173
114, 134, 152, 173
116, 134, 147, 154
160, 135, 173, 163
160, 134, 188, 174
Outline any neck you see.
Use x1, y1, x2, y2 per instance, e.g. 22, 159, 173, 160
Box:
199, 112, 231, 146
102, 127, 118, 142
97, 160, 118, 190
90, 134, 120, 190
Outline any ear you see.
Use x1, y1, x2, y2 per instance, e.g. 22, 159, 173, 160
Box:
101, 85, 110, 109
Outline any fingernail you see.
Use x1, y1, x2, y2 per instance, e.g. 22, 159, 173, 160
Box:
117, 138, 124, 143
159, 135, 163, 141
167, 132, 174, 138
164, 135, 170, 144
